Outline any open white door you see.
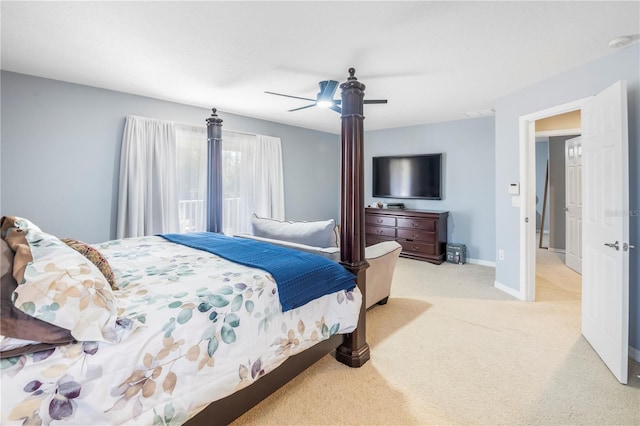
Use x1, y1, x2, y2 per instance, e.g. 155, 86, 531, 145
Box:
581, 80, 629, 384
565, 136, 582, 274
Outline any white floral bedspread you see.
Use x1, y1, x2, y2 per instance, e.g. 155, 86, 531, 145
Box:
1, 236, 361, 425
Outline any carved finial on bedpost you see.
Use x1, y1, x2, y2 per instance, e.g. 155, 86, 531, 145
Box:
336, 67, 370, 368
207, 108, 222, 123
206, 108, 224, 234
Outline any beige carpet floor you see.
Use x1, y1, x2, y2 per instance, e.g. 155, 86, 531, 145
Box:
232, 252, 640, 425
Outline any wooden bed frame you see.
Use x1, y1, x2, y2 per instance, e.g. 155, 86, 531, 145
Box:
187, 68, 370, 425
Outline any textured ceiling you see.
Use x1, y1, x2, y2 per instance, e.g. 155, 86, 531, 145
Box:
2, 1, 639, 134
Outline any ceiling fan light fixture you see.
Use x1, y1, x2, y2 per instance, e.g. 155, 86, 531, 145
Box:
265, 73, 386, 114
316, 99, 333, 108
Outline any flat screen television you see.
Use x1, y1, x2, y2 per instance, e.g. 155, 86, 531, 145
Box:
372, 153, 442, 200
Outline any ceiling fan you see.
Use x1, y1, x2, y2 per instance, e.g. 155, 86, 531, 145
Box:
265, 79, 387, 114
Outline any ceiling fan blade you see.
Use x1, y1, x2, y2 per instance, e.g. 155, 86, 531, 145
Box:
288, 104, 317, 112
329, 104, 342, 114
265, 91, 316, 102
364, 99, 388, 104
320, 80, 339, 99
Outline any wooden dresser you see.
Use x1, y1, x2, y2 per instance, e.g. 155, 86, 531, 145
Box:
365, 208, 448, 264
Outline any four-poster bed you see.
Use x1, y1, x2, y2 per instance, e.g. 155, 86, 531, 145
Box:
188, 68, 371, 425
0, 68, 371, 426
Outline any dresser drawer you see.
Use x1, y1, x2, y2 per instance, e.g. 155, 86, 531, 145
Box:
365, 215, 396, 227
399, 240, 436, 255
365, 225, 396, 238
365, 234, 395, 246
397, 228, 435, 242
397, 217, 436, 231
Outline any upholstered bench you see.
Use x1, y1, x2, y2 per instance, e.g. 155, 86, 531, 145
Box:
237, 215, 402, 309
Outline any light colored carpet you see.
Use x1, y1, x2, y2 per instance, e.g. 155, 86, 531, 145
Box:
232, 253, 640, 425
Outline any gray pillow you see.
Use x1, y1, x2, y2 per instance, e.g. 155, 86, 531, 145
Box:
251, 214, 338, 248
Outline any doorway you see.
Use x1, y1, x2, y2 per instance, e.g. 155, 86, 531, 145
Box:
518, 81, 631, 384
535, 132, 581, 253
518, 97, 587, 303
534, 125, 582, 302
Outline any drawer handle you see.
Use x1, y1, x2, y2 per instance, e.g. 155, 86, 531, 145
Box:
411, 222, 418, 227
412, 245, 419, 251
377, 229, 384, 234
377, 219, 383, 223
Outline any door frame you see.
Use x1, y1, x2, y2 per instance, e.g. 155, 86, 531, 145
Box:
519, 97, 589, 301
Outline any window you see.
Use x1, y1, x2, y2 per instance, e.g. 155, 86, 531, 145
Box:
175, 125, 207, 233
219, 131, 285, 235
174, 128, 284, 236
117, 116, 283, 238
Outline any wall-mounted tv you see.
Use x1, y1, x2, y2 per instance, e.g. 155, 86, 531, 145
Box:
372, 153, 442, 200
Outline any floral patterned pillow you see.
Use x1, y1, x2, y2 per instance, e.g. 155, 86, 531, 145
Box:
1, 217, 120, 343
1, 238, 76, 355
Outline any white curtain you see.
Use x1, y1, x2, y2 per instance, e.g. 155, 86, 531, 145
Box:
116, 116, 180, 238
253, 135, 285, 220
221, 131, 285, 235
116, 116, 284, 238
221, 131, 254, 235
175, 124, 207, 232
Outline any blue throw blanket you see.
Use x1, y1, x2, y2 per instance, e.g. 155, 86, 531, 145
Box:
161, 232, 356, 312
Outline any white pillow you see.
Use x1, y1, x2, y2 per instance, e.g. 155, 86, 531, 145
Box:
251, 214, 339, 248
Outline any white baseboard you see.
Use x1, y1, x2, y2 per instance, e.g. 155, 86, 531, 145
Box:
494, 280, 525, 300
467, 258, 496, 267
630, 346, 640, 363
548, 247, 566, 254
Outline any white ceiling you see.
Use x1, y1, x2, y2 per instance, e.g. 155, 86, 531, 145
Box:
2, 1, 639, 134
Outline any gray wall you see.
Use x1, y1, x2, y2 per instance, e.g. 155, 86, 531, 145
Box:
494, 44, 639, 349
548, 135, 580, 250
548, 136, 566, 250
1, 71, 341, 243
535, 139, 549, 232
364, 117, 495, 263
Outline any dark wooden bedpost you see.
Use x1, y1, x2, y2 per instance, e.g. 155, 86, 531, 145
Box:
336, 68, 370, 368
206, 108, 224, 233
